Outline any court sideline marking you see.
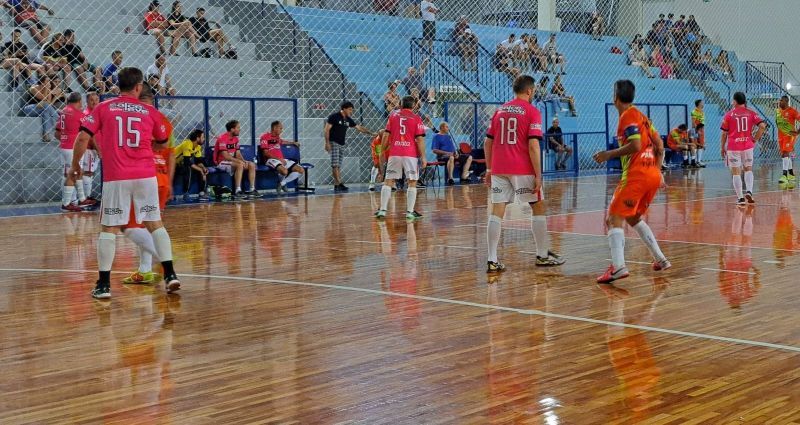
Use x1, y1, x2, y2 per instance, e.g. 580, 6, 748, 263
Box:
1, 267, 798, 354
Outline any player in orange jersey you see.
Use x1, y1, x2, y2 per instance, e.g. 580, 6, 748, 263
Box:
368, 129, 385, 191
593, 80, 670, 283
777, 95, 800, 184
121, 83, 175, 284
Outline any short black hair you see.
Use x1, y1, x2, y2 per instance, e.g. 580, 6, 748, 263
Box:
696, 123, 705, 130
188, 129, 204, 141
509, 33, 515, 38
695, 99, 703, 107
512, 75, 535, 94
12, 29, 21, 35
66, 92, 82, 104
340, 101, 354, 110
117, 67, 143, 92
63, 29, 75, 37
781, 95, 789, 101
677, 124, 688, 131
139, 82, 156, 101
197, 7, 205, 12
226, 120, 239, 132
270, 120, 281, 130
614, 80, 636, 104
733, 91, 747, 105
401, 95, 416, 109
112, 50, 122, 57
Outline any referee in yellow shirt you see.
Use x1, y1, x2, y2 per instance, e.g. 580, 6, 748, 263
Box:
175, 129, 209, 201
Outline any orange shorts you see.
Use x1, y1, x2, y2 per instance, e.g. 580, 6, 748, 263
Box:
609, 173, 660, 218
125, 182, 169, 229
779, 133, 797, 154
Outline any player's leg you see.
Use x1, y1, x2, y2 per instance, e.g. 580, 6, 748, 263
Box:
487, 175, 512, 272
404, 158, 421, 220
135, 177, 180, 293
742, 149, 755, 203
246, 162, 258, 195
283, 162, 303, 186
377, 157, 400, 218
727, 151, 745, 204
446, 155, 455, 183
526, 176, 564, 266
93, 180, 134, 298
460, 155, 473, 181
597, 213, 629, 284
232, 161, 244, 195
627, 185, 669, 270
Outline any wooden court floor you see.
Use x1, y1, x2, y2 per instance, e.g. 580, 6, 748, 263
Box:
2, 163, 800, 424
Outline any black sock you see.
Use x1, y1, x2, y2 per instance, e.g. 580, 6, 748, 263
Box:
99, 271, 111, 286
784, 170, 789, 176
790, 169, 795, 176
161, 260, 176, 277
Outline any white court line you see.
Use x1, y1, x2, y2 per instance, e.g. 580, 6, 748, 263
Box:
1, 267, 797, 354
189, 235, 236, 239
605, 259, 651, 265
701, 267, 756, 275
764, 260, 781, 264
349, 240, 393, 245
272, 237, 316, 241
10, 233, 60, 237
432, 244, 479, 250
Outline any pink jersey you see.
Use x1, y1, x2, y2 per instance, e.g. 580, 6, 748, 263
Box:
259, 133, 284, 160
83, 107, 97, 150
213, 133, 239, 165
79, 94, 168, 182
384, 108, 425, 157
486, 98, 543, 175
721, 106, 763, 151
57, 104, 84, 149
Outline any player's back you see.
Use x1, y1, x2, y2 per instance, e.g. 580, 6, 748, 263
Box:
487, 98, 543, 175
58, 105, 83, 149
386, 109, 424, 157
617, 106, 658, 178
722, 106, 762, 150
82, 94, 167, 181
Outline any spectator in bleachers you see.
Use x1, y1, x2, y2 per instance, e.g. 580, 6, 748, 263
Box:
9, 0, 52, 46
551, 75, 577, 117
452, 15, 469, 39
21, 74, 58, 142
543, 33, 566, 74
213, 119, 258, 198
1, 29, 34, 87
715, 50, 736, 82
102, 50, 123, 93
174, 129, 209, 201
628, 41, 654, 78
167, 1, 199, 56
420, 0, 438, 54
546, 117, 572, 170
499, 33, 518, 58
383, 80, 400, 116
190, 7, 231, 58
144, 1, 171, 55
456, 28, 478, 71
668, 124, 698, 168
672, 15, 686, 37
37, 32, 69, 79
402, 57, 435, 104
665, 13, 674, 29
49, 74, 65, 105
3, 29, 45, 83
692, 50, 716, 81
526, 34, 547, 72
61, 29, 92, 91
146, 53, 177, 97
493, 43, 518, 80
589, 11, 604, 41
686, 15, 703, 40
431, 121, 472, 185
651, 45, 673, 79
258, 120, 304, 194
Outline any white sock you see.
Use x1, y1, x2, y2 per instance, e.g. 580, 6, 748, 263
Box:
283, 171, 301, 185
75, 183, 86, 202
236, 186, 242, 193
62, 185, 74, 206
82, 176, 93, 197
608, 228, 626, 270
531, 215, 549, 258
783, 157, 791, 171
124, 228, 158, 258
683, 152, 688, 160
744, 171, 754, 193
487, 215, 502, 263
150, 227, 174, 262
732, 175, 743, 199
379, 184, 392, 211
406, 187, 417, 213
633, 221, 666, 262
697, 149, 703, 162
138, 246, 153, 273
370, 166, 379, 184
97, 232, 117, 271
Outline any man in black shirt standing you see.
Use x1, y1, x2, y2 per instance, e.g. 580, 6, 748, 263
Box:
324, 101, 375, 191
546, 117, 572, 170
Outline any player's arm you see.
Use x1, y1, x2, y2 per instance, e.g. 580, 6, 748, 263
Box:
651, 127, 665, 170
69, 130, 91, 176
720, 129, 728, 156
753, 122, 768, 144
528, 137, 542, 181
355, 124, 375, 136
595, 127, 640, 163
220, 149, 236, 163
415, 135, 427, 169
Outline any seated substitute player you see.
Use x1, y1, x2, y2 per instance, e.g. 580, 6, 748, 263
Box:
431, 121, 473, 185
56, 92, 96, 211
691, 99, 706, 167
776, 95, 800, 184
668, 124, 698, 168
213, 119, 258, 199
174, 129, 209, 201
374, 95, 427, 220
593, 79, 671, 283
721, 92, 767, 205
70, 67, 181, 299
484, 75, 564, 273
122, 82, 175, 284
80, 91, 101, 201
368, 129, 386, 191
258, 120, 304, 194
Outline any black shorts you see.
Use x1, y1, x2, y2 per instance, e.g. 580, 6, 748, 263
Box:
422, 20, 436, 41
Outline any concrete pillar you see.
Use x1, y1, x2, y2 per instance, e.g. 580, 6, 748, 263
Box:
537, 0, 556, 32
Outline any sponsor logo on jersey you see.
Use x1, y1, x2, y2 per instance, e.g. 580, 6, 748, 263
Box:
109, 102, 148, 114
104, 207, 123, 215
140, 205, 158, 213
515, 188, 533, 195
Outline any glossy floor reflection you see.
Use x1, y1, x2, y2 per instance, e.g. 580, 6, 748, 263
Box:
1, 164, 800, 423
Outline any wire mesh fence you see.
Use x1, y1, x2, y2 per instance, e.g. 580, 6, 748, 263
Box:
0, 0, 792, 205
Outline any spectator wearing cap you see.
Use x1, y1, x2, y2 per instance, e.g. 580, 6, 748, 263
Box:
102, 50, 123, 93
383, 80, 401, 116
324, 101, 376, 192
189, 7, 231, 58
546, 117, 572, 170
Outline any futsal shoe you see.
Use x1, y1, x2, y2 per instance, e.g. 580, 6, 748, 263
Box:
736, 198, 746, 206
165, 274, 181, 294
405, 210, 423, 220
374, 209, 387, 219
536, 251, 566, 266
779, 175, 789, 184
91, 282, 111, 299
487, 261, 506, 273
61, 203, 83, 212
652, 259, 672, 271
745, 191, 755, 204
122, 271, 159, 284
597, 265, 630, 284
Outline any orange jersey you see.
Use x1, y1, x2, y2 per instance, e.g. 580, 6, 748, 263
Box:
617, 106, 660, 182
370, 135, 385, 165
154, 147, 173, 187
776, 107, 800, 137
